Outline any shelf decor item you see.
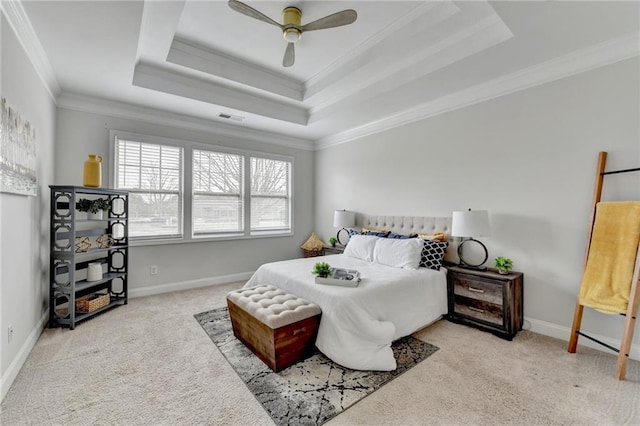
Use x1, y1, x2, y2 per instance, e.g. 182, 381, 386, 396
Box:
451, 209, 491, 270
86, 262, 103, 281
75, 293, 110, 313
83, 154, 103, 188
96, 233, 114, 248
75, 236, 91, 253
78, 197, 110, 220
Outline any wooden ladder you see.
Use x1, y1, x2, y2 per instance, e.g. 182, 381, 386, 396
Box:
567, 151, 640, 380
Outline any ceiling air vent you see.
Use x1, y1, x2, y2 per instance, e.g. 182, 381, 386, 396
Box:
217, 112, 245, 122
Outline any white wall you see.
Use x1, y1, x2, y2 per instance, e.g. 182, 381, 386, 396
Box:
54, 108, 314, 296
315, 58, 640, 356
0, 14, 56, 399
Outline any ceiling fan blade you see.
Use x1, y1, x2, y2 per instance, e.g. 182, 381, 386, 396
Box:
283, 42, 295, 67
301, 9, 357, 32
228, 0, 283, 29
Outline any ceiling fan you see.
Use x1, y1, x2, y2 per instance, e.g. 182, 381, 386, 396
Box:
228, 0, 357, 67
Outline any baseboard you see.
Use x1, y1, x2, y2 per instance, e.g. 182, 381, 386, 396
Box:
525, 317, 640, 361
128, 271, 255, 298
1, 310, 48, 403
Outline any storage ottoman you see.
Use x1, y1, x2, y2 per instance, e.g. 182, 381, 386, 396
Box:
226, 285, 321, 372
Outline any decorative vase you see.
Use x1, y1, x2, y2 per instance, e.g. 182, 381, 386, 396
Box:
83, 154, 103, 188
498, 269, 509, 275
87, 263, 103, 282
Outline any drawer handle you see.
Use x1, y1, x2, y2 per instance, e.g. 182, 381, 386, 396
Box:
469, 306, 485, 313
468, 287, 485, 294
292, 327, 306, 336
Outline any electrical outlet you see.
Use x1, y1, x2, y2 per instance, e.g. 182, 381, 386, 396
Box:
150, 265, 158, 275
8, 325, 14, 344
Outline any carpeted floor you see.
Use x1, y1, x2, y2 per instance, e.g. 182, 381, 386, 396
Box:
1, 281, 639, 425
194, 307, 439, 426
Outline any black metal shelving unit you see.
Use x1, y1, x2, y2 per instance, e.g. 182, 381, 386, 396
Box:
49, 186, 129, 329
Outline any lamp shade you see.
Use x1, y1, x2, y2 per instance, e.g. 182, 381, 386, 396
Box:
333, 210, 355, 228
451, 210, 490, 238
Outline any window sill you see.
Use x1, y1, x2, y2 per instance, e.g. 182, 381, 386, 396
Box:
129, 232, 294, 247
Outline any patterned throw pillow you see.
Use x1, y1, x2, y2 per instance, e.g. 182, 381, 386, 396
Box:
417, 232, 447, 242
347, 228, 389, 238
420, 240, 449, 270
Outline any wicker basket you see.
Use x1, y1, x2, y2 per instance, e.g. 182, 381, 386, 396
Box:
76, 293, 110, 313
302, 248, 325, 258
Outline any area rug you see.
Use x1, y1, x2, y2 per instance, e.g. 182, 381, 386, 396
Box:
194, 307, 439, 426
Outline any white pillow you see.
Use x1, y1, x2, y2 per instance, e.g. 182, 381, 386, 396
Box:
343, 235, 379, 262
373, 237, 423, 270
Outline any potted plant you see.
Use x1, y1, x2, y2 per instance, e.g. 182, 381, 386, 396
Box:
312, 262, 332, 278
78, 198, 110, 220
494, 256, 513, 274
329, 237, 338, 247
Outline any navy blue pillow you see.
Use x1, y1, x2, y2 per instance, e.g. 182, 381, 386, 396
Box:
387, 232, 418, 239
347, 229, 389, 238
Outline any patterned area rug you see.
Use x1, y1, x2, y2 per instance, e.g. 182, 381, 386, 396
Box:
194, 307, 439, 426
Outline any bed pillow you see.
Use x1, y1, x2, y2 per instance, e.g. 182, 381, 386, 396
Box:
420, 240, 449, 270
347, 228, 390, 238
373, 237, 423, 270
343, 235, 379, 262
418, 232, 447, 242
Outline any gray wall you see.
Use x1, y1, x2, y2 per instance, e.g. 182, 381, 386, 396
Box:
315, 58, 640, 355
1, 14, 57, 398
54, 108, 314, 296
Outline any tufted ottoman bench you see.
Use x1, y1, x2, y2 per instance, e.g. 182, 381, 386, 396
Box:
226, 285, 322, 372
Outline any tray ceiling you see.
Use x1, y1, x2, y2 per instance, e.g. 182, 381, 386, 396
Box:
15, 1, 640, 147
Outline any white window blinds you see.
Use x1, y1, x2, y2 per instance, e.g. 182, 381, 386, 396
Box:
192, 149, 244, 235
115, 138, 183, 239
250, 157, 291, 232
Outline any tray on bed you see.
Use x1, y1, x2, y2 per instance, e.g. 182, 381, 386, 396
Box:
315, 268, 361, 287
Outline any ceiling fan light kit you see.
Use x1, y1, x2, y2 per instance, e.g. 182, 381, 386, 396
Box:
228, 0, 357, 67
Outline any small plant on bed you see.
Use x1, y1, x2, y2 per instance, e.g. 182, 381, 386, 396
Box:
494, 256, 513, 274
329, 237, 338, 247
312, 262, 332, 278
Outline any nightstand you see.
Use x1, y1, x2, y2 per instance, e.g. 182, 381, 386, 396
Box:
323, 245, 345, 255
446, 265, 523, 340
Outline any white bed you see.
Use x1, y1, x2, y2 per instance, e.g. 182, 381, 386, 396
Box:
244, 215, 453, 371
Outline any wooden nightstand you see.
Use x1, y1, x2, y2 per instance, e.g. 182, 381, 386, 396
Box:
323, 245, 345, 255
446, 265, 523, 340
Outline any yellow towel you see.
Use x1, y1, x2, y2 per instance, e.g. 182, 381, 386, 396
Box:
579, 201, 640, 314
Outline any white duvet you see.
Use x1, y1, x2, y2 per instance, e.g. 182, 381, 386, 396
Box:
244, 254, 448, 371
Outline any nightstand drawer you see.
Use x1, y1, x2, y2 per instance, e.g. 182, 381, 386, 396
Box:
452, 273, 503, 305
454, 298, 503, 326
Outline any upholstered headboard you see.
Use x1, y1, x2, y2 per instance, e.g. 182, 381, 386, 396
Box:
356, 214, 458, 263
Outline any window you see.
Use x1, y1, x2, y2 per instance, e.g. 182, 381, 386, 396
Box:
251, 157, 291, 232
114, 138, 183, 239
112, 132, 292, 243
193, 149, 243, 236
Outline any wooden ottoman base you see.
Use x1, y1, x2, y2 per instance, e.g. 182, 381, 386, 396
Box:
226, 287, 321, 372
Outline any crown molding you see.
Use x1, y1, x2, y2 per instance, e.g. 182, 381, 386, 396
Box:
56, 92, 314, 151
315, 32, 640, 150
1, 0, 60, 102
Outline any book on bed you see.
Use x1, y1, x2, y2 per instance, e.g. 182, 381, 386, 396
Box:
315, 268, 361, 287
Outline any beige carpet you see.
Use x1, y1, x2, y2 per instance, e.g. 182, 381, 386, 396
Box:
1, 282, 639, 425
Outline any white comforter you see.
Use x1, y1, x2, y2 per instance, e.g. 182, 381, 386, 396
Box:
244, 254, 448, 371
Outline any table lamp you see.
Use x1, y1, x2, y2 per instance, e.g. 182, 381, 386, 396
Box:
333, 209, 355, 245
451, 209, 491, 270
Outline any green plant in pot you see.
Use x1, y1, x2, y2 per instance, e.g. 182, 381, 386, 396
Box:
494, 256, 513, 274
78, 198, 110, 219
312, 262, 332, 278
329, 237, 338, 247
